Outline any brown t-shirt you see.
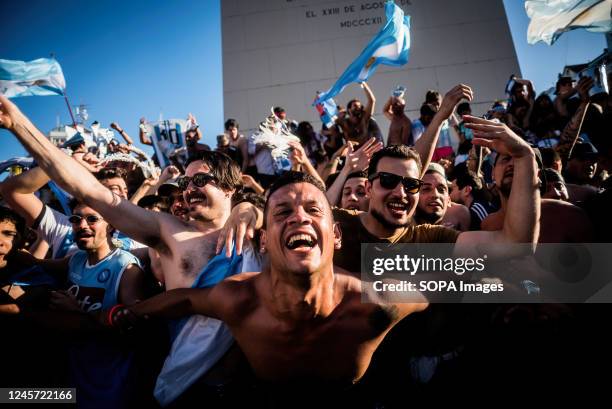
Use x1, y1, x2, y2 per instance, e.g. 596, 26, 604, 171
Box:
332, 208, 460, 273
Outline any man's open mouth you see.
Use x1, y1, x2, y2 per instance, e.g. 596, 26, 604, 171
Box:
76, 231, 94, 239
285, 233, 317, 250
386, 200, 408, 215
186, 193, 206, 206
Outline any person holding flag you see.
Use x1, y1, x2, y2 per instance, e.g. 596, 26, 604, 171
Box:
314, 0, 411, 105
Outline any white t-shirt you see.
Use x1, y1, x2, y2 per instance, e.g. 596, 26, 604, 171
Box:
35, 205, 146, 259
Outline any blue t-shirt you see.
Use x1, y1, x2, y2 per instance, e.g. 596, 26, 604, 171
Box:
66, 249, 140, 409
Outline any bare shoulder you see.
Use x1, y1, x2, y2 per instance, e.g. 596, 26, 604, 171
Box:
333, 267, 428, 329
214, 272, 260, 323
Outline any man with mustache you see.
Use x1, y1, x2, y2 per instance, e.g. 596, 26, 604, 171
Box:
0, 95, 256, 406
108, 171, 429, 407
0, 165, 145, 260
17, 199, 146, 409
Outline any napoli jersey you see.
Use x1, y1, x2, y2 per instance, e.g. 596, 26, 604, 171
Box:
67, 248, 140, 312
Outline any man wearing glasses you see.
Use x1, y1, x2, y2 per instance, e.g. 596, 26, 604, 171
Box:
0, 95, 256, 406
333, 117, 539, 272
15, 199, 146, 409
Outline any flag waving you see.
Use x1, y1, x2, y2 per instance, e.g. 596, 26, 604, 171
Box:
0, 58, 66, 98
315, 1, 410, 104
526, 0, 612, 45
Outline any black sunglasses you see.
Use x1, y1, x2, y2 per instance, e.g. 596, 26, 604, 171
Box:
68, 215, 103, 225
177, 173, 217, 190
369, 172, 424, 194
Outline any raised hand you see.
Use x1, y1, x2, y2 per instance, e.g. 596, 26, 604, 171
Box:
241, 174, 257, 189
0, 94, 25, 131
343, 137, 383, 173
160, 165, 181, 182
438, 84, 473, 120
463, 115, 532, 158
288, 141, 308, 166
575, 76, 595, 101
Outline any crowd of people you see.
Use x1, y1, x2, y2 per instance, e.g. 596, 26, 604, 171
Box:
0, 67, 611, 408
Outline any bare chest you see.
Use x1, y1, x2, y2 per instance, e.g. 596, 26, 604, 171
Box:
231, 306, 387, 382
161, 232, 219, 289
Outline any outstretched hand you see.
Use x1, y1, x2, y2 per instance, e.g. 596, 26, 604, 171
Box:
343, 137, 382, 173
0, 94, 24, 131
438, 84, 473, 120
463, 115, 532, 158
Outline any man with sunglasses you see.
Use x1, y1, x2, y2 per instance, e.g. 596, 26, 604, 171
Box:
333, 115, 539, 272
0, 165, 146, 261
11, 199, 147, 408
0, 95, 257, 406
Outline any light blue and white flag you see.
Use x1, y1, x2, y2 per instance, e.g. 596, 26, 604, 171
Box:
526, 0, 612, 45
315, 1, 410, 104
0, 58, 66, 98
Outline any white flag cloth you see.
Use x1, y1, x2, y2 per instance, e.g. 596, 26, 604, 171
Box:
526, 0, 612, 45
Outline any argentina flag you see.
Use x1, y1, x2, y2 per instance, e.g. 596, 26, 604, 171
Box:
315, 0, 410, 104
0, 58, 66, 98
526, 0, 612, 45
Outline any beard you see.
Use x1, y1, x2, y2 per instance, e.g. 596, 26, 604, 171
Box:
415, 207, 442, 225
499, 177, 512, 198
371, 208, 411, 230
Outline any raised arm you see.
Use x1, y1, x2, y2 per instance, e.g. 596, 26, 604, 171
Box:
555, 76, 594, 162
288, 141, 326, 187
457, 116, 539, 247
138, 117, 152, 146
325, 138, 382, 207
0, 95, 169, 249
0, 166, 50, 226
110, 122, 135, 145
382, 97, 394, 121
414, 84, 473, 176
361, 82, 376, 118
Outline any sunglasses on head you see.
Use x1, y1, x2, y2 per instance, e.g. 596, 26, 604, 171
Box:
177, 172, 217, 190
68, 214, 103, 225
369, 172, 424, 194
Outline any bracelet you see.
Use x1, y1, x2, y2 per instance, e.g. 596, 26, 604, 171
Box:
107, 304, 126, 327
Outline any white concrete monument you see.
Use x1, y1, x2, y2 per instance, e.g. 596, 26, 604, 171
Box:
221, 0, 521, 138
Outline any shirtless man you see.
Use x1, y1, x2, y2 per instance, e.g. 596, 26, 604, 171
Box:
481, 151, 593, 243
109, 172, 428, 400
0, 94, 253, 405
383, 95, 412, 146
336, 82, 377, 146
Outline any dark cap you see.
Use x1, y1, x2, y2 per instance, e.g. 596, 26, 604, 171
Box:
570, 142, 598, 160
273, 106, 285, 114
158, 178, 181, 197
62, 132, 85, 148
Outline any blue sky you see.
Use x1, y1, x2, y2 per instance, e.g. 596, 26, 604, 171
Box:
0, 0, 607, 162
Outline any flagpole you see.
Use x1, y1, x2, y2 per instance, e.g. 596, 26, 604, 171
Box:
63, 92, 77, 127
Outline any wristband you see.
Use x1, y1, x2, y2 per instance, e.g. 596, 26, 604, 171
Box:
107, 304, 126, 327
